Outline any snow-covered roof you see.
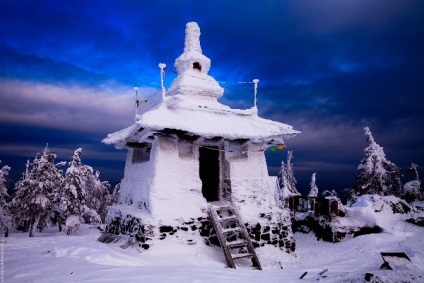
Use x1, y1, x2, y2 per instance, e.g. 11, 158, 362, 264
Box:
104, 96, 298, 147
104, 22, 299, 147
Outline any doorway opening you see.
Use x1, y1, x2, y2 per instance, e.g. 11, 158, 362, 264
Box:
199, 147, 220, 202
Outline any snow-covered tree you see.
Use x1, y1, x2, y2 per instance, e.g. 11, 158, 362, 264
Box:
402, 163, 422, 203
111, 183, 121, 205
410, 163, 420, 181
10, 146, 64, 237
350, 127, 402, 199
59, 148, 95, 229
322, 190, 339, 200
308, 173, 319, 198
286, 150, 298, 194
58, 148, 108, 232
0, 161, 12, 236
84, 170, 111, 222
278, 150, 300, 208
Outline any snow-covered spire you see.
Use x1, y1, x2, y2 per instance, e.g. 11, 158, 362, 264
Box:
167, 22, 224, 99
174, 22, 211, 75
184, 22, 202, 53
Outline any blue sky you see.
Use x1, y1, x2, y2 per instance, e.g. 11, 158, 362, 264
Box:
1, 0, 423, 193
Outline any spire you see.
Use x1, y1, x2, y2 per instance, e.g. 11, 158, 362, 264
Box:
167, 22, 224, 99
184, 22, 202, 53
174, 22, 211, 75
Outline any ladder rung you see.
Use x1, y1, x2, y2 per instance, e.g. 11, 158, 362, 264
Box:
226, 239, 247, 248
219, 215, 238, 221
232, 253, 254, 260
216, 206, 234, 212
222, 227, 243, 234
209, 204, 262, 270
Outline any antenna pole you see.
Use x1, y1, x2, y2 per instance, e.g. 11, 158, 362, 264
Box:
134, 87, 139, 122
253, 79, 259, 111
159, 63, 166, 100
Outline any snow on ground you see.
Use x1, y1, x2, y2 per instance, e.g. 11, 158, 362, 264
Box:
4, 210, 424, 283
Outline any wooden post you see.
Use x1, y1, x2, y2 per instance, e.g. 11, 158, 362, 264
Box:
289, 197, 294, 211
331, 200, 339, 216
315, 202, 321, 217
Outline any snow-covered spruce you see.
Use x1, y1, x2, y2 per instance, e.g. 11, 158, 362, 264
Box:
111, 183, 121, 205
0, 161, 11, 236
278, 150, 300, 209
58, 148, 110, 233
8, 146, 111, 236
9, 145, 64, 237
351, 127, 403, 200
402, 163, 422, 203
308, 173, 318, 198
100, 22, 298, 255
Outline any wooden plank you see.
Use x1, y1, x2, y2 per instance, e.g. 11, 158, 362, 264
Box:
209, 203, 262, 270
231, 207, 262, 270
222, 227, 243, 234
209, 206, 236, 269
232, 253, 254, 260
226, 239, 247, 248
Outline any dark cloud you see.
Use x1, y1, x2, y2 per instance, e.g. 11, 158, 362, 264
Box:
1, 0, 423, 191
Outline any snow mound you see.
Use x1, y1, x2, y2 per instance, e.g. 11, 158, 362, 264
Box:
352, 195, 411, 214
404, 180, 420, 194
65, 215, 81, 235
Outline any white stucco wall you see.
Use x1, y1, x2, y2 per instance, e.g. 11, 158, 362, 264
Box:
118, 137, 280, 225
227, 149, 277, 222
119, 143, 157, 213
148, 137, 206, 222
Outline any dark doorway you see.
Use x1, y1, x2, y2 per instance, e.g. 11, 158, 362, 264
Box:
199, 147, 220, 202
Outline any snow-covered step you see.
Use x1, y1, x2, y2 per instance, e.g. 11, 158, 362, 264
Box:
216, 206, 234, 212
222, 227, 243, 234
218, 215, 238, 222
232, 253, 254, 260
226, 239, 247, 248
208, 204, 262, 270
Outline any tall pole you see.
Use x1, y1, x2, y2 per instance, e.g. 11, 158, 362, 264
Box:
159, 63, 166, 100
134, 87, 139, 122
253, 79, 259, 111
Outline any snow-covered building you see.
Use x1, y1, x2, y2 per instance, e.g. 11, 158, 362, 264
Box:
100, 22, 299, 255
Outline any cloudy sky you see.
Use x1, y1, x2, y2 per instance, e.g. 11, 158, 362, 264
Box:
1, 0, 423, 193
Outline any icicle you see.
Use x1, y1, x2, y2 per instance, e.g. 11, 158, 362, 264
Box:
134, 87, 139, 122
253, 79, 259, 112
159, 63, 166, 100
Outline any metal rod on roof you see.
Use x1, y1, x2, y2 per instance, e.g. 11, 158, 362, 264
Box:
159, 63, 166, 100
253, 79, 259, 111
134, 87, 139, 122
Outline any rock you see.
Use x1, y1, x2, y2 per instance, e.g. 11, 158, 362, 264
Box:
159, 226, 173, 233
261, 233, 270, 241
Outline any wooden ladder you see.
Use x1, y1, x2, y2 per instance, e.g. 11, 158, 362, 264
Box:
208, 204, 262, 270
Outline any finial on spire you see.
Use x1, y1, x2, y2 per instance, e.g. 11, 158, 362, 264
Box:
184, 22, 202, 53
